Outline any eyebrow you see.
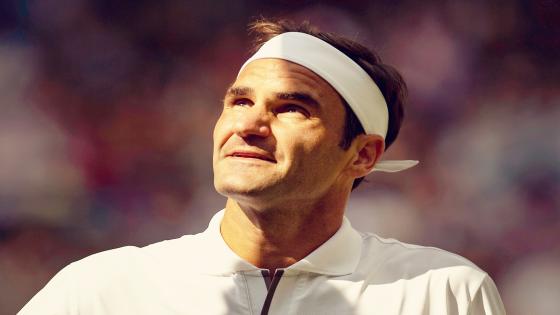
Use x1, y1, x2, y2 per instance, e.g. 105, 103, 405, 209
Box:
275, 92, 320, 108
225, 86, 254, 97
225, 86, 320, 108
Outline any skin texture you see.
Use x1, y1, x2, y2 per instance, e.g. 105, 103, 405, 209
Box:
213, 58, 384, 273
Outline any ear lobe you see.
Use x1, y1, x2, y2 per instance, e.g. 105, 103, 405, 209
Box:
349, 134, 385, 178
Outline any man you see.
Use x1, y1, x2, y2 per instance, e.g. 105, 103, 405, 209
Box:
20, 19, 506, 315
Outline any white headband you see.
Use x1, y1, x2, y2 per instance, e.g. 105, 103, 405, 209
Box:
238, 32, 418, 173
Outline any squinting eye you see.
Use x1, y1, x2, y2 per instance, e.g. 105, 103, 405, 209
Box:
232, 98, 252, 107
276, 104, 310, 117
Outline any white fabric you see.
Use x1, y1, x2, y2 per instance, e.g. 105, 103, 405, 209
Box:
239, 32, 418, 173
19, 210, 506, 315
241, 32, 388, 138
373, 159, 419, 172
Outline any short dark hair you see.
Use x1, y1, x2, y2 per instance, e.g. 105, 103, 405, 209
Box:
249, 19, 407, 189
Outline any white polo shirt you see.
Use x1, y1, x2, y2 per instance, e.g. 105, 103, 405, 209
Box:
19, 210, 506, 315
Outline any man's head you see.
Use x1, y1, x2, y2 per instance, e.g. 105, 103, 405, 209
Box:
212, 19, 407, 206
248, 19, 408, 189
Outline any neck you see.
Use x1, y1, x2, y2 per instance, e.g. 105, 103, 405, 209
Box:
220, 194, 347, 272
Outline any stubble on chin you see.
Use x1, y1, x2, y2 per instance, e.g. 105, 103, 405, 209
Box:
214, 168, 285, 202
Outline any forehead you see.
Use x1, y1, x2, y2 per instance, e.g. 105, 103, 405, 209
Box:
233, 58, 342, 102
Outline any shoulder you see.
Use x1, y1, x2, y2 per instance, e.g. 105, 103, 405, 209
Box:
69, 233, 203, 279
362, 233, 480, 269
359, 233, 489, 293
18, 234, 203, 315
40, 234, 205, 293
351, 233, 505, 314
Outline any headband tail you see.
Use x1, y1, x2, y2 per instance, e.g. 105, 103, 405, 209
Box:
371, 160, 419, 173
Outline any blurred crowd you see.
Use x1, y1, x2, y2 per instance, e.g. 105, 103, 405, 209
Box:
0, 0, 559, 314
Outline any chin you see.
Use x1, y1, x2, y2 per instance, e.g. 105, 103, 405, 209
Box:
214, 177, 271, 198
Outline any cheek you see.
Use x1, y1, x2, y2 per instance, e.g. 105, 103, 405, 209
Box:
301, 128, 345, 165
300, 124, 332, 149
213, 114, 232, 149
282, 125, 333, 159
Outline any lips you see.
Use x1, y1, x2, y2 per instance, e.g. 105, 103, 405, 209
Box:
226, 150, 276, 162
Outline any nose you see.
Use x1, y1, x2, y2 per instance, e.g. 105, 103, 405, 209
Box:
232, 106, 271, 138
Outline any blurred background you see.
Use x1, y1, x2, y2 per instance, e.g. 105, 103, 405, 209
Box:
0, 0, 559, 314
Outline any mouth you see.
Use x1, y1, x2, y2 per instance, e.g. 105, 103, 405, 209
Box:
227, 151, 276, 163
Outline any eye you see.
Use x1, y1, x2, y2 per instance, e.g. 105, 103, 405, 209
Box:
275, 104, 310, 117
231, 98, 253, 107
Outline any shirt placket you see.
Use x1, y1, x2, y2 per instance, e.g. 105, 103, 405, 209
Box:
259, 269, 285, 315
239, 270, 272, 315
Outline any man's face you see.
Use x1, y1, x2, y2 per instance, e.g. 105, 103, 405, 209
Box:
213, 58, 353, 205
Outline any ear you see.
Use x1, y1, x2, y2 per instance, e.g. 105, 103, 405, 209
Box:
346, 134, 385, 178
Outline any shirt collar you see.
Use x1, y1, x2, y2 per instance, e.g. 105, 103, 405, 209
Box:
195, 210, 362, 276
286, 215, 362, 276
195, 210, 259, 275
